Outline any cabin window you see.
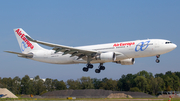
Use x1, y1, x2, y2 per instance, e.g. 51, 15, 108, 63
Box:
165, 42, 172, 44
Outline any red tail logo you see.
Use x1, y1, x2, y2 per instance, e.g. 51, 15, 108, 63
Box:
15, 29, 34, 49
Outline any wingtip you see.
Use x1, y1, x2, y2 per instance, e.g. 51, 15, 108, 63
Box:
4, 51, 10, 53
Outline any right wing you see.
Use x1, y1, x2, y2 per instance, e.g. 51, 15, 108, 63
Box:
4, 51, 33, 58
25, 36, 98, 59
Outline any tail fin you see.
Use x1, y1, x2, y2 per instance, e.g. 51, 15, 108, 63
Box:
14, 28, 45, 53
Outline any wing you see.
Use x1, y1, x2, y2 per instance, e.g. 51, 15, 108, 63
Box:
25, 36, 97, 59
4, 51, 33, 58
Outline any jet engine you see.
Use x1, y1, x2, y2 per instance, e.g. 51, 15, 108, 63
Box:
115, 58, 135, 65
95, 52, 116, 61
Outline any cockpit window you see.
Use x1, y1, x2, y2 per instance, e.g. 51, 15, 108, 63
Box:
165, 42, 172, 44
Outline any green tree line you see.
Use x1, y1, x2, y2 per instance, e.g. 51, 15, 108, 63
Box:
0, 70, 180, 95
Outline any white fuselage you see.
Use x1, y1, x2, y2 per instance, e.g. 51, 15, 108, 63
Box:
6, 28, 177, 73
30, 39, 177, 64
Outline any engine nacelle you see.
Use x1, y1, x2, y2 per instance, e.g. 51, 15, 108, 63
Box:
96, 52, 116, 61
115, 58, 135, 65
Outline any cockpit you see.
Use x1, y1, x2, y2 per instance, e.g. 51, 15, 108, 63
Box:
165, 42, 172, 44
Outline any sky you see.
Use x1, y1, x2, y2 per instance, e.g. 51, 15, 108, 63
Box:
0, 0, 180, 81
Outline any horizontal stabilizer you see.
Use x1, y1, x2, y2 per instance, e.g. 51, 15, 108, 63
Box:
4, 51, 33, 58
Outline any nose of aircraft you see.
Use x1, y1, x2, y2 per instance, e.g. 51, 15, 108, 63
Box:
164, 43, 177, 53
172, 44, 177, 49
169, 43, 177, 51
164, 42, 177, 53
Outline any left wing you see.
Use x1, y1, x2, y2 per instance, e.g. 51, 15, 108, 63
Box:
25, 36, 98, 59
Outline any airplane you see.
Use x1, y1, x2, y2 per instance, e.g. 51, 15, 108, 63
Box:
5, 28, 177, 73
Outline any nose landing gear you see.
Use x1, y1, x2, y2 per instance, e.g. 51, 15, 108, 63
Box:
156, 55, 160, 63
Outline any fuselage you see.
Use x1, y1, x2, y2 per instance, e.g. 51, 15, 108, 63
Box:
6, 28, 177, 73
31, 39, 177, 64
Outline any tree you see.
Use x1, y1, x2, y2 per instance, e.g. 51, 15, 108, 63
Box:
166, 86, 171, 91
1, 77, 13, 91
0, 77, 2, 88
0, 70, 179, 96
156, 77, 165, 92
102, 78, 108, 83
106, 79, 118, 91
21, 75, 32, 94
147, 77, 164, 95
163, 75, 173, 91
171, 74, 180, 91
12, 76, 21, 95
146, 77, 156, 94
44, 78, 52, 91
66, 79, 81, 89
99, 78, 118, 91
51, 79, 58, 90
155, 73, 164, 78
175, 72, 180, 78
134, 76, 147, 92
163, 72, 180, 91
33, 75, 46, 95
117, 74, 136, 91
166, 71, 172, 76
117, 79, 122, 91
55, 80, 66, 90
80, 76, 94, 89
136, 70, 153, 78
92, 78, 102, 89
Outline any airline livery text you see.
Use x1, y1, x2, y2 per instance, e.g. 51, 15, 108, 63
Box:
113, 42, 135, 47
15, 29, 34, 49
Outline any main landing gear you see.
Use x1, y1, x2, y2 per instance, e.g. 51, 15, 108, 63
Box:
156, 55, 160, 63
82, 63, 105, 73
95, 63, 105, 73
82, 64, 93, 72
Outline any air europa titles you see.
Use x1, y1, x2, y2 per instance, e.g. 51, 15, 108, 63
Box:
15, 29, 34, 49
113, 42, 135, 47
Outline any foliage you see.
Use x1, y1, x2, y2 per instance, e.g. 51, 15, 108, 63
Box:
130, 87, 141, 92
99, 78, 118, 91
80, 76, 94, 89
0, 70, 180, 96
66, 79, 81, 89
134, 76, 147, 92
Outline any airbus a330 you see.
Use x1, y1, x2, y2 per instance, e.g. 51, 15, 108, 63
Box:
5, 28, 177, 73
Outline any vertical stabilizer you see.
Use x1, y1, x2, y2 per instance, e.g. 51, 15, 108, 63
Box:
14, 28, 45, 53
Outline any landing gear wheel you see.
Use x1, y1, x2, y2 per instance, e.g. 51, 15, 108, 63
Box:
95, 63, 105, 73
156, 59, 160, 63
155, 55, 160, 63
100, 66, 105, 70
83, 67, 89, 72
87, 64, 93, 69
95, 69, 101, 73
